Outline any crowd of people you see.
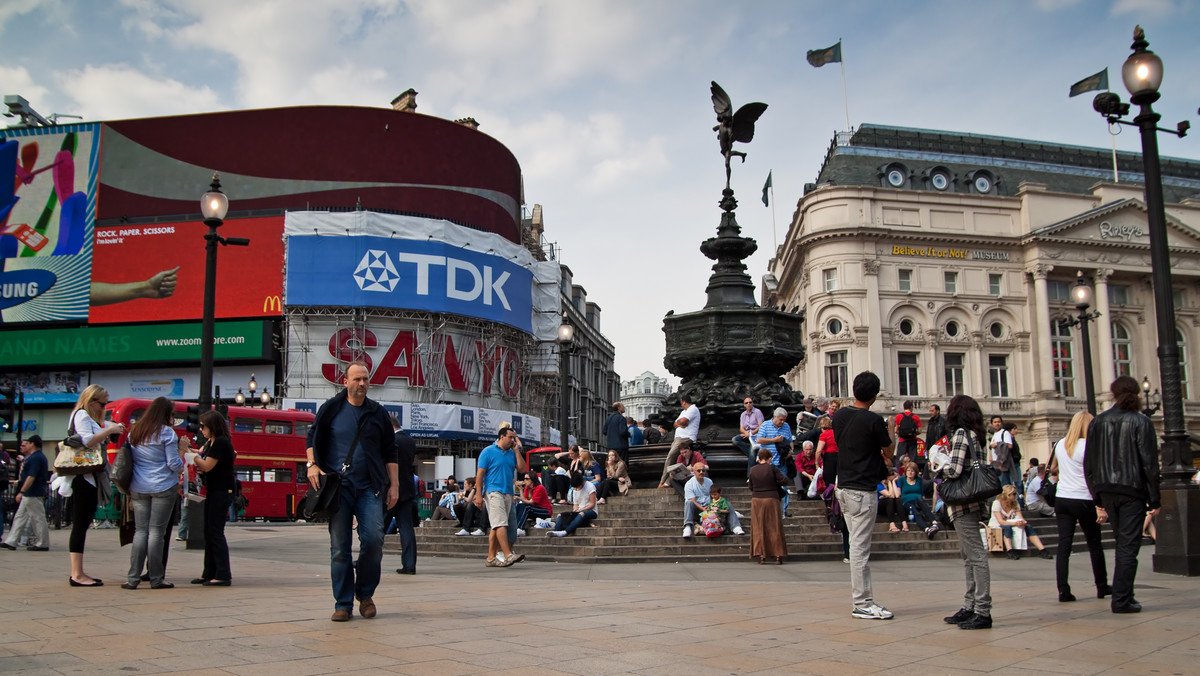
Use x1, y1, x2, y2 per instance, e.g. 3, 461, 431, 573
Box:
0, 369, 1175, 628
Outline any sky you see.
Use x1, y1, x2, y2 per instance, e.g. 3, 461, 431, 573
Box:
3, 0, 1199, 387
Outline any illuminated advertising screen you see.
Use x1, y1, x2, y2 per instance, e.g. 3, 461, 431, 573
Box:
0, 124, 100, 323
89, 216, 283, 323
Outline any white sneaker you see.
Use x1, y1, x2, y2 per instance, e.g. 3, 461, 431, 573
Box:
732, 527, 745, 535
516, 529, 526, 537
851, 604, 894, 620
548, 530, 568, 537
735, 511, 745, 519
470, 529, 485, 536
454, 529, 469, 536
683, 525, 693, 538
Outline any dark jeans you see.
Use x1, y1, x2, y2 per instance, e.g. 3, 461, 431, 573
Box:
391, 499, 416, 572
598, 478, 622, 500
514, 502, 551, 529
461, 501, 487, 531
1055, 496, 1107, 594
327, 485, 383, 612
878, 496, 902, 526
203, 490, 232, 581
69, 475, 97, 554
732, 435, 754, 475
1100, 493, 1145, 609
554, 509, 596, 535
904, 499, 936, 530
540, 470, 569, 501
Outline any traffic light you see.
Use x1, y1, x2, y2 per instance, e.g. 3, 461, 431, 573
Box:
0, 386, 15, 434
185, 405, 201, 436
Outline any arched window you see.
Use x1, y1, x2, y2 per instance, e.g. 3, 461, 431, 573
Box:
1178, 328, 1189, 399
1112, 322, 1132, 378
1050, 321, 1074, 397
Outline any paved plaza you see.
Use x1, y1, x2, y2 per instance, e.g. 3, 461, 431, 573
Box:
2, 523, 1198, 675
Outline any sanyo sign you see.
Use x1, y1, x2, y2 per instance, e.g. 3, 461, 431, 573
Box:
286, 235, 534, 333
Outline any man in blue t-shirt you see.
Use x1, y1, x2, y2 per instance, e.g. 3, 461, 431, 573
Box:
2, 435, 50, 551
473, 427, 527, 567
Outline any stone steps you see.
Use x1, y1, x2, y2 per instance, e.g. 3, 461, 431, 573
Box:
389, 487, 1116, 564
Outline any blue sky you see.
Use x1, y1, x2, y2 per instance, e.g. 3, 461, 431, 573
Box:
3, 0, 1198, 384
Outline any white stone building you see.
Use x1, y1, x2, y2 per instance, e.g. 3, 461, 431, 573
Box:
767, 125, 1200, 461
619, 370, 672, 422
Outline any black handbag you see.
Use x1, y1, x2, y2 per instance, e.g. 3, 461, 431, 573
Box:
303, 412, 369, 520
939, 431, 1002, 506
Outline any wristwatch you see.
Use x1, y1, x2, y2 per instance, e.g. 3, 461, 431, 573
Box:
306, 461, 315, 468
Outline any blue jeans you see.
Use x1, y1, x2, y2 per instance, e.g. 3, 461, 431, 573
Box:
514, 503, 552, 531
129, 488, 178, 587
393, 499, 416, 573
327, 485, 383, 612
555, 509, 597, 535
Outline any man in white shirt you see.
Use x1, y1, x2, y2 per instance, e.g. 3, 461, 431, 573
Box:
1024, 465, 1055, 517
659, 394, 701, 488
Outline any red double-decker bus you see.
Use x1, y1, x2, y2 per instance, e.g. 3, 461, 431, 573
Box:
104, 399, 314, 521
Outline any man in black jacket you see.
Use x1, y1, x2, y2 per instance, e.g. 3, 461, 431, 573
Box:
1084, 376, 1161, 614
390, 415, 418, 576
603, 402, 631, 464
306, 361, 399, 622
923, 404, 947, 479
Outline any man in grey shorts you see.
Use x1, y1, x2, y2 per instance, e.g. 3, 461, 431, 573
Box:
473, 427, 527, 567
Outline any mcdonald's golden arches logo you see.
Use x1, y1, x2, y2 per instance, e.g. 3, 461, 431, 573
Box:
263, 295, 282, 313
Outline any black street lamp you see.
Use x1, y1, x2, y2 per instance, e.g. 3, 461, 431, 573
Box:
1142, 376, 1162, 417
1059, 272, 1100, 415
1093, 26, 1197, 576
557, 315, 574, 454
198, 174, 249, 412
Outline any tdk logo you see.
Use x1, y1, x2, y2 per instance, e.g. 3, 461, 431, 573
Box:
352, 249, 512, 310
353, 250, 400, 292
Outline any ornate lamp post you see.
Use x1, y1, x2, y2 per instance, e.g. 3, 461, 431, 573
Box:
1058, 272, 1100, 414
1142, 376, 1162, 416
198, 174, 250, 412
558, 316, 574, 454
1093, 26, 1197, 576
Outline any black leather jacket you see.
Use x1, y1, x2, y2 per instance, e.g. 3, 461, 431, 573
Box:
1083, 406, 1160, 508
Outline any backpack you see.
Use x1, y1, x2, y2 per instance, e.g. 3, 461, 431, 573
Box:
897, 412, 918, 440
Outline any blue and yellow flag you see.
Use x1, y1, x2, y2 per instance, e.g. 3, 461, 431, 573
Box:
807, 42, 842, 68
1069, 68, 1108, 97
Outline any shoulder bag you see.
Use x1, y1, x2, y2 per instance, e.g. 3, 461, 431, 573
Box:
110, 440, 134, 494
939, 430, 1002, 506
303, 411, 370, 520
54, 419, 106, 476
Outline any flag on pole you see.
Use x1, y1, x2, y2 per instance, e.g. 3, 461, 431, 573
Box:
1069, 68, 1109, 97
807, 41, 842, 68
762, 171, 773, 207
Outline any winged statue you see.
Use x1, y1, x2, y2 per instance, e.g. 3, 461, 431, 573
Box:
711, 81, 768, 189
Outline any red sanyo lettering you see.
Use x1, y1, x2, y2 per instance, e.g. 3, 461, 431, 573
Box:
321, 330, 521, 396
322, 328, 377, 382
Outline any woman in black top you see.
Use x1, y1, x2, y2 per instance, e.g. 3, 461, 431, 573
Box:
190, 410, 235, 586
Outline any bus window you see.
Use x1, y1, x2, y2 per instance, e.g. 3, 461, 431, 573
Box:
236, 466, 262, 482
294, 421, 311, 439
297, 463, 308, 483
264, 420, 291, 435
232, 417, 263, 433
263, 468, 294, 483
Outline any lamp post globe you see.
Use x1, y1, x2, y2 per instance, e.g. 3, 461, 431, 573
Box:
558, 315, 574, 454
1122, 26, 1163, 101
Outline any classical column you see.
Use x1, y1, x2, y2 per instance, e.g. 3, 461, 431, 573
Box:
970, 331, 986, 398
863, 260, 885, 378
925, 329, 939, 398
1094, 268, 1115, 404
1029, 264, 1055, 395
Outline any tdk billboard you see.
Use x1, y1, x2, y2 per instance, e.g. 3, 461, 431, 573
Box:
287, 235, 534, 333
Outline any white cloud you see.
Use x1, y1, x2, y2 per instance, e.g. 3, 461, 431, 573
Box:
0, 0, 59, 33
0, 66, 51, 120
1111, 0, 1179, 17
55, 64, 222, 120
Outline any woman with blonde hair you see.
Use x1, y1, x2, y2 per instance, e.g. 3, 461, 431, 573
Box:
66, 385, 126, 587
579, 449, 603, 490
1050, 410, 1111, 602
989, 484, 1053, 560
